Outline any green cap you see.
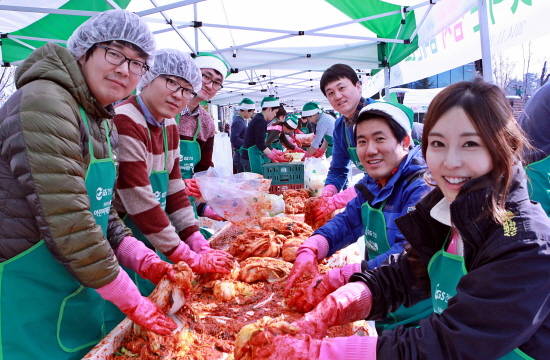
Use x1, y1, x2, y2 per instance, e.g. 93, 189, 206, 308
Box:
302, 102, 321, 117
261, 96, 280, 108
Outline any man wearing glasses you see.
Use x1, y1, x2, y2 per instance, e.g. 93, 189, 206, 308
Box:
231, 98, 256, 173
0, 10, 186, 359
113, 49, 234, 295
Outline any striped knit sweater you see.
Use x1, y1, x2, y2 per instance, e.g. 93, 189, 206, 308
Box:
113, 96, 198, 254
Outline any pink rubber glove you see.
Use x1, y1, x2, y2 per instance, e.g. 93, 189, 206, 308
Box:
314, 147, 325, 158
183, 178, 202, 198
321, 184, 338, 197
296, 282, 372, 339
116, 236, 174, 285
312, 187, 357, 219
305, 263, 362, 309
203, 205, 225, 221
256, 334, 377, 360
284, 235, 329, 295
96, 269, 177, 335
185, 231, 211, 253
266, 151, 287, 163
168, 241, 234, 274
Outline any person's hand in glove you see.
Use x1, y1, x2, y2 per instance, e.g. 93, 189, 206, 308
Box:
312, 187, 357, 220
185, 230, 211, 253
116, 236, 175, 285
254, 334, 378, 360
266, 150, 288, 163
183, 178, 201, 198
304, 263, 362, 310
296, 281, 373, 339
284, 235, 329, 295
203, 205, 225, 221
168, 241, 234, 274
96, 269, 177, 335
321, 184, 338, 198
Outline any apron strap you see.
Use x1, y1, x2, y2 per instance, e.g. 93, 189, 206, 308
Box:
145, 125, 169, 171
79, 107, 112, 161
193, 113, 201, 141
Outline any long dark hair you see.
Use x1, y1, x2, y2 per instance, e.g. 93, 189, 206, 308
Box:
422, 79, 527, 224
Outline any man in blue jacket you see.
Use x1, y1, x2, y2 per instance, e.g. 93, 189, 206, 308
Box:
286, 101, 432, 330
231, 97, 255, 173
310, 64, 375, 219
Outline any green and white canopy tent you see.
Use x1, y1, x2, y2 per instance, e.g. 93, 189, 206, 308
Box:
1, 0, 491, 110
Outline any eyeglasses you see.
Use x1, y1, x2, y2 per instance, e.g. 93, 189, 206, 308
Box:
163, 76, 196, 99
243, 109, 255, 113
96, 45, 149, 76
202, 73, 223, 90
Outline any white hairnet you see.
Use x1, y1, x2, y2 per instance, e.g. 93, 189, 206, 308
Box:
67, 9, 155, 61
137, 49, 202, 93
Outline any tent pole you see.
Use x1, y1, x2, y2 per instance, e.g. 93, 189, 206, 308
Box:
384, 67, 391, 98
136, 0, 204, 17
104, 0, 121, 9
147, 0, 196, 54
193, 3, 199, 53
477, 0, 493, 83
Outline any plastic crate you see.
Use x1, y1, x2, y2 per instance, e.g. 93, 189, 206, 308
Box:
269, 183, 304, 195
262, 162, 304, 185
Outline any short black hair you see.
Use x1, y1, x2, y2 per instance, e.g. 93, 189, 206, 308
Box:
320, 64, 360, 96
354, 110, 408, 143
83, 40, 149, 62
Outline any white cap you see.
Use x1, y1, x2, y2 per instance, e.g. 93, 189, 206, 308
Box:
138, 49, 202, 92
357, 102, 412, 136
193, 53, 229, 81
67, 9, 155, 62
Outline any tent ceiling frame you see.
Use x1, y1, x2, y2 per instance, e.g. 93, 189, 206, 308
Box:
237, 40, 380, 72
7, 34, 67, 44
147, 0, 197, 53
0, 0, 203, 17
105, 0, 121, 10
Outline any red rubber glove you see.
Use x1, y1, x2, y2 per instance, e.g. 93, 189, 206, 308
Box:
312, 187, 357, 219
183, 178, 202, 198
296, 282, 373, 339
254, 334, 378, 360
116, 236, 174, 285
203, 205, 225, 221
168, 241, 234, 274
304, 263, 362, 309
96, 269, 177, 335
284, 235, 329, 295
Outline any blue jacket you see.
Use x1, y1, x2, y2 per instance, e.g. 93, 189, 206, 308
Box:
230, 115, 246, 150
352, 166, 550, 359
315, 146, 429, 269
325, 97, 374, 190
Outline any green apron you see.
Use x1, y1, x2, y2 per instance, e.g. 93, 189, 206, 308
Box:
525, 155, 550, 217
247, 145, 270, 175
428, 236, 533, 359
323, 134, 334, 158
344, 124, 365, 171
175, 113, 202, 180
361, 200, 433, 330
0, 108, 118, 359
300, 126, 311, 134
123, 125, 170, 296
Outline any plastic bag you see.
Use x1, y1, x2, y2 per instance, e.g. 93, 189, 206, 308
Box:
304, 157, 330, 196
212, 132, 233, 177
194, 169, 272, 225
